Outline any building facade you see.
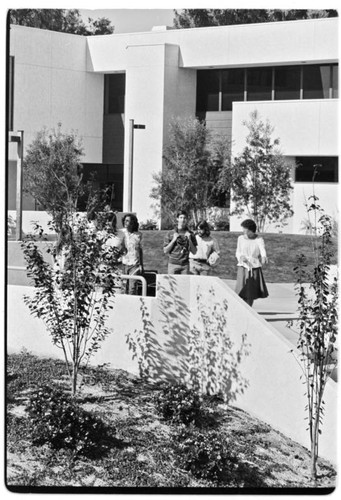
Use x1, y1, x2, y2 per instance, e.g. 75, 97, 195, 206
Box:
7, 17, 339, 233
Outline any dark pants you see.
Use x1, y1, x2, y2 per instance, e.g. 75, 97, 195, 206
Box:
124, 264, 141, 295
168, 262, 189, 275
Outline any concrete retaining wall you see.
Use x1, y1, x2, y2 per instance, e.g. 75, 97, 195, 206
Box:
6, 275, 337, 464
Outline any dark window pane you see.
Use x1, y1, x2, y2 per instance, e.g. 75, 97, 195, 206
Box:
105, 74, 125, 114
221, 69, 244, 111
275, 66, 301, 100
295, 157, 338, 182
196, 70, 220, 112
8, 56, 14, 131
247, 67, 272, 101
79, 163, 124, 211
332, 64, 338, 98
303, 65, 330, 99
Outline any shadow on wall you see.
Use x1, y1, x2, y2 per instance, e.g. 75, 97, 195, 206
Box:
126, 275, 250, 403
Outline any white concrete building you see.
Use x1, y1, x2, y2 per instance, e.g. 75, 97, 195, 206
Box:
7, 17, 338, 233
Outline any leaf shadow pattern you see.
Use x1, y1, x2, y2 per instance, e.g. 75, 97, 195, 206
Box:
126, 275, 250, 402
187, 286, 250, 403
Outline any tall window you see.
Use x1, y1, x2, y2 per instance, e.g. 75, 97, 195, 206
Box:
196, 70, 220, 112
275, 66, 301, 100
295, 157, 338, 183
221, 69, 245, 111
332, 64, 338, 98
104, 74, 125, 114
247, 67, 272, 101
8, 56, 14, 131
303, 65, 330, 99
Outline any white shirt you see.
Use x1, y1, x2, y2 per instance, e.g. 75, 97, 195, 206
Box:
190, 234, 220, 261
121, 230, 143, 266
236, 235, 267, 270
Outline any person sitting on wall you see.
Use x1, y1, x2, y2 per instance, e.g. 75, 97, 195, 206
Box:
121, 213, 144, 295
163, 210, 197, 275
235, 218, 269, 307
189, 220, 220, 276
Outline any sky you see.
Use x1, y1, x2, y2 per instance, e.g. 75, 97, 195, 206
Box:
79, 8, 176, 34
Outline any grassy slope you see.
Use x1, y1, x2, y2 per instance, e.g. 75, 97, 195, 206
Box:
6, 354, 336, 491
142, 231, 337, 282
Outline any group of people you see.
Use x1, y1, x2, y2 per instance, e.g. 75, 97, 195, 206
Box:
163, 210, 269, 307
53, 206, 269, 305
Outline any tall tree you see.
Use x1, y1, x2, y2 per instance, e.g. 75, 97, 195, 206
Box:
23, 125, 85, 232
173, 8, 337, 28
9, 9, 114, 35
151, 117, 227, 226
228, 110, 293, 232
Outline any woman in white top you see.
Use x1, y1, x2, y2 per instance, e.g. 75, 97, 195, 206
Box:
235, 219, 269, 307
189, 220, 220, 276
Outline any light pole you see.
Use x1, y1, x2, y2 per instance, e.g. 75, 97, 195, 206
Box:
127, 119, 145, 212
9, 130, 24, 240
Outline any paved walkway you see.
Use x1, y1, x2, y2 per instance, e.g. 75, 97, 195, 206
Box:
223, 280, 301, 348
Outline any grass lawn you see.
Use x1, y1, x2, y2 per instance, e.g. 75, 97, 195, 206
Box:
6, 352, 336, 491
142, 231, 337, 283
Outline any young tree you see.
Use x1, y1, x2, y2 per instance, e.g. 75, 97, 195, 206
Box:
9, 9, 114, 35
21, 125, 119, 395
290, 191, 338, 480
22, 214, 121, 395
151, 117, 227, 225
228, 110, 293, 232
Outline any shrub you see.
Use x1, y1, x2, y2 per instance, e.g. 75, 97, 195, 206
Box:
26, 384, 116, 457
139, 219, 158, 230
175, 427, 265, 487
212, 220, 230, 231
154, 384, 203, 426
7, 351, 68, 403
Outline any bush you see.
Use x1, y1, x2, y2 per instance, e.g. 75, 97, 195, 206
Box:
213, 220, 230, 231
155, 384, 203, 426
7, 351, 68, 403
175, 427, 264, 487
139, 219, 158, 230
26, 384, 116, 457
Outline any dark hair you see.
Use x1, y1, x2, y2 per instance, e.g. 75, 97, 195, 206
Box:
241, 219, 257, 233
196, 220, 210, 237
122, 213, 139, 232
176, 210, 188, 219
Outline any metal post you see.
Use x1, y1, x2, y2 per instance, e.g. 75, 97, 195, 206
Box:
15, 130, 24, 241
128, 119, 134, 212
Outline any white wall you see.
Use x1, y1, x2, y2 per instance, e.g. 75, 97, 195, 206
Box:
231, 100, 338, 157
123, 43, 166, 221
86, 18, 338, 72
7, 275, 337, 464
10, 26, 104, 163
292, 183, 339, 234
